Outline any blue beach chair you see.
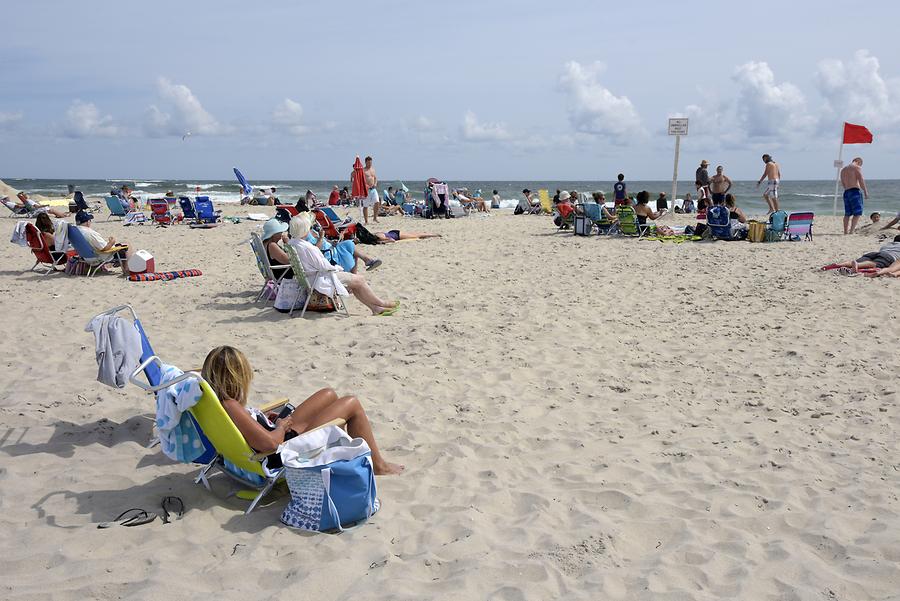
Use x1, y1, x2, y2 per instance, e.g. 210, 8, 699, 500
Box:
105, 196, 128, 220
194, 196, 221, 223
67, 223, 122, 276
706, 205, 734, 240
179, 197, 197, 221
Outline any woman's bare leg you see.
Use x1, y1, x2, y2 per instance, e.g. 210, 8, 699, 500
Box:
291, 388, 403, 475
397, 232, 442, 240
347, 275, 396, 314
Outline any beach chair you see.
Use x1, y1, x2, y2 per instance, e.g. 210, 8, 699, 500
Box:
129, 357, 346, 514
73, 191, 101, 213
401, 203, 416, 216
66, 223, 123, 276
105, 196, 128, 220
706, 205, 734, 240
250, 232, 290, 304
194, 196, 221, 224
538, 190, 553, 215
766, 210, 788, 242
149, 199, 177, 225
614, 205, 650, 238
784, 212, 814, 241
285, 243, 349, 318
425, 182, 450, 219
2, 197, 33, 218
556, 202, 576, 231
24, 223, 67, 274
179, 197, 197, 221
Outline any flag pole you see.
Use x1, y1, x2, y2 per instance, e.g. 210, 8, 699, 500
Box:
832, 123, 844, 217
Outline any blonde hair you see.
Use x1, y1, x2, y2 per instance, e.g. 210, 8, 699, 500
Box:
202, 346, 252, 406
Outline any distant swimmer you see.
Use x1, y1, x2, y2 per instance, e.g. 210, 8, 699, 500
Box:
840, 157, 868, 235
756, 154, 781, 214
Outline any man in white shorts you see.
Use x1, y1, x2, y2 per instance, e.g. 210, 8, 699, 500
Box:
756, 153, 781, 214
363, 155, 379, 225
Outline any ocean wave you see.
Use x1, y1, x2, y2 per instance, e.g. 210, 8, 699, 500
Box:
134, 181, 163, 187
187, 183, 221, 190
792, 193, 832, 198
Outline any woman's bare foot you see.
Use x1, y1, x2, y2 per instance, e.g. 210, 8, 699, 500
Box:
374, 460, 404, 475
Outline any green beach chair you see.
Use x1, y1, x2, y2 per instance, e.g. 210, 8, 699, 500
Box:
614, 205, 652, 238
284, 243, 349, 318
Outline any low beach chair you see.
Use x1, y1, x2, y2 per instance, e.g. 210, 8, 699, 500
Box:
706, 205, 734, 240
614, 205, 650, 238
2, 198, 34, 218
179, 197, 197, 221
194, 196, 221, 224
129, 355, 345, 514
766, 210, 788, 242
66, 224, 123, 276
24, 223, 67, 274
784, 212, 814, 241
285, 243, 349, 318
105, 196, 128, 220
149, 199, 177, 225
538, 190, 553, 215
250, 232, 290, 304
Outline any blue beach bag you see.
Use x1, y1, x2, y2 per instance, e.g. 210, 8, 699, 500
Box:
279, 426, 379, 532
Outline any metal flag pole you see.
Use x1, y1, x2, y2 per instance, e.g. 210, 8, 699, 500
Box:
832, 122, 844, 217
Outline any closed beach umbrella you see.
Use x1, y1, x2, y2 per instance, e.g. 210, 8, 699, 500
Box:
233, 167, 252, 196
350, 157, 368, 199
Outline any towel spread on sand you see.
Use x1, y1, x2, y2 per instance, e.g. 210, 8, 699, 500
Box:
128, 269, 202, 282
154, 363, 206, 463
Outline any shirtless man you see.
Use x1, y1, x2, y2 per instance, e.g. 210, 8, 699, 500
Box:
840, 157, 868, 234
756, 154, 781, 213
708, 165, 733, 203
363, 156, 379, 225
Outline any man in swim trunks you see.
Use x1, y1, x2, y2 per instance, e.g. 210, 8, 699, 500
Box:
756, 154, 781, 214
840, 157, 868, 235
363, 155, 379, 225
708, 165, 732, 203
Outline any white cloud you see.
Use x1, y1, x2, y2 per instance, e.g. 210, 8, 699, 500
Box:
558, 61, 643, 140
461, 110, 510, 141
0, 111, 22, 131
815, 50, 899, 130
272, 98, 308, 136
63, 101, 121, 138
732, 61, 811, 138
410, 115, 438, 131
144, 77, 226, 136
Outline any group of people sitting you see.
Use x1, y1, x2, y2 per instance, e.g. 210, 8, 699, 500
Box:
259, 204, 440, 316
27, 207, 133, 273
3, 191, 70, 218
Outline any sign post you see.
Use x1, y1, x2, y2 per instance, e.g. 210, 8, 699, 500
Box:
668, 118, 688, 208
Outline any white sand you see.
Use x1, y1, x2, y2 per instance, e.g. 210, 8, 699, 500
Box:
1, 206, 898, 600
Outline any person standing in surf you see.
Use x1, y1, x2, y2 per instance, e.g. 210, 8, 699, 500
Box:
756, 154, 781, 214
840, 157, 868, 235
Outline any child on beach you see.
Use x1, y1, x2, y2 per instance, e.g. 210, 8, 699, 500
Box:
613, 174, 627, 207
202, 345, 403, 474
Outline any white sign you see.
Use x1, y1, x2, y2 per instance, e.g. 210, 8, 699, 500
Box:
833, 159, 844, 168
668, 118, 689, 136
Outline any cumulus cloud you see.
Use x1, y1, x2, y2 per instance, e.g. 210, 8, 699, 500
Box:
816, 50, 900, 130
144, 77, 226, 136
410, 115, 438, 131
63, 101, 122, 138
732, 61, 811, 138
558, 61, 643, 140
272, 98, 308, 136
460, 110, 511, 141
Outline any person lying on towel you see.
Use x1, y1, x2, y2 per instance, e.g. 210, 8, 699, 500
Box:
821, 234, 900, 277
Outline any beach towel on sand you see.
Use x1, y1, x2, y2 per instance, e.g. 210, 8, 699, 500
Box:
129, 269, 202, 282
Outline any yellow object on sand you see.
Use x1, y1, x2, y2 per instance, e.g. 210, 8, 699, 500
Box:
538, 190, 553, 214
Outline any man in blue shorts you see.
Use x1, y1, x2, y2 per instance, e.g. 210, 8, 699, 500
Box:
840, 157, 868, 234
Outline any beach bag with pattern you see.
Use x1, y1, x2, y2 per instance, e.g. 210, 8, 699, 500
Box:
279, 426, 378, 532
65, 257, 88, 276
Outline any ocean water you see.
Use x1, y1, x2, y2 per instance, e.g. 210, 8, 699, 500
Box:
6, 178, 900, 216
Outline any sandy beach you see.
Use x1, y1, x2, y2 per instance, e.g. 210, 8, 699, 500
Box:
1, 205, 899, 600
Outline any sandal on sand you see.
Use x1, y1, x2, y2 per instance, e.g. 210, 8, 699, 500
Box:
160, 496, 184, 524
97, 508, 157, 528
376, 306, 399, 316
365, 258, 383, 271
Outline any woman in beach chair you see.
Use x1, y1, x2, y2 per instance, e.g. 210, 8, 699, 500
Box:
203, 345, 403, 474
288, 217, 399, 316
18, 192, 70, 218
634, 191, 666, 228
262, 219, 294, 279
821, 235, 900, 276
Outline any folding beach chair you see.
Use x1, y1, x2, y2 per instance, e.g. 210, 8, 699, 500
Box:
614, 205, 650, 238
284, 243, 349, 318
766, 210, 788, 242
149, 199, 177, 226
129, 357, 346, 514
179, 197, 197, 221
24, 223, 67, 274
425, 182, 450, 219
2, 197, 34, 218
73, 191, 101, 213
194, 196, 221, 224
784, 212, 814, 241
250, 232, 290, 304
538, 190, 553, 215
706, 205, 734, 240
105, 196, 128, 220
66, 223, 124, 276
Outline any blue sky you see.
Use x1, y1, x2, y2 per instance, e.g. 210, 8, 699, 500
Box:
2, 0, 899, 180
